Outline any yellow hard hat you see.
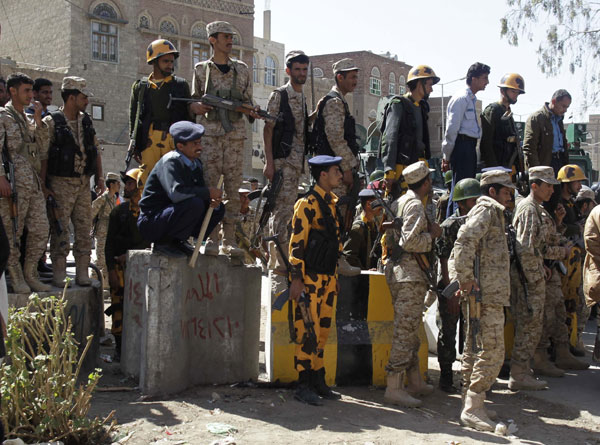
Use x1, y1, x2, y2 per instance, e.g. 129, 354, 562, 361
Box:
557, 164, 587, 182
407, 65, 440, 85
497, 73, 525, 94
146, 39, 179, 64
123, 168, 143, 186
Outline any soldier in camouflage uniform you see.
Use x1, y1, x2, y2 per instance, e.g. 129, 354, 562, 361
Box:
91, 172, 120, 288
534, 200, 588, 376
235, 187, 256, 265
289, 155, 344, 406
263, 50, 309, 276
43, 77, 104, 288
451, 169, 514, 431
0, 73, 50, 293
191, 21, 261, 257
434, 177, 480, 392
342, 188, 382, 270
509, 166, 558, 390
383, 161, 441, 408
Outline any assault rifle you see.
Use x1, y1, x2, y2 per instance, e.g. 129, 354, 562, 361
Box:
506, 220, 532, 314
251, 169, 283, 248
268, 235, 317, 352
469, 255, 483, 353
121, 139, 135, 177
46, 195, 63, 236
1, 144, 18, 247
504, 111, 528, 196
167, 94, 278, 133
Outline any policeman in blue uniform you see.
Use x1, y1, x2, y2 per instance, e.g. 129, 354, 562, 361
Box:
137, 121, 225, 257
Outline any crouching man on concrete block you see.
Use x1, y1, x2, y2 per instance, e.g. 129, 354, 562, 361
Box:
137, 121, 225, 258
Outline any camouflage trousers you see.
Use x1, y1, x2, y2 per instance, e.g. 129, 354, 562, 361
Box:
268, 159, 302, 270
94, 221, 108, 280
385, 277, 427, 373
0, 174, 48, 268
200, 134, 244, 244
461, 302, 505, 393
539, 269, 570, 350
48, 176, 92, 261
294, 272, 337, 372
139, 125, 175, 186
437, 292, 461, 368
510, 274, 545, 367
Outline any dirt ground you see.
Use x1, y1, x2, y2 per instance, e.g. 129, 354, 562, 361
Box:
90, 300, 600, 445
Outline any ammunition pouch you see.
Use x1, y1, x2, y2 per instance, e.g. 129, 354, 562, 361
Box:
305, 228, 339, 275
205, 61, 243, 124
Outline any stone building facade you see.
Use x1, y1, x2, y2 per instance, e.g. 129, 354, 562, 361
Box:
0, 0, 256, 174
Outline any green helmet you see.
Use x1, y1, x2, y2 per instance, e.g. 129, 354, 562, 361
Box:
453, 178, 481, 201
370, 169, 385, 182
444, 170, 453, 186
475, 172, 482, 181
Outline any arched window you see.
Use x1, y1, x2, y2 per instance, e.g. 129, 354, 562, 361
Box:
370, 66, 381, 96
265, 56, 277, 86
399, 75, 406, 85
313, 67, 324, 78
253, 55, 259, 83
159, 19, 177, 35
191, 23, 207, 40
93, 3, 117, 19
389, 72, 396, 95
139, 15, 150, 29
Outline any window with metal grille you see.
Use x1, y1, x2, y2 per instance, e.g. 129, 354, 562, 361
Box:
91, 21, 118, 62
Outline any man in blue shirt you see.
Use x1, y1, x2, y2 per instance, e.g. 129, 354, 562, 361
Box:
442, 63, 490, 217
138, 121, 225, 257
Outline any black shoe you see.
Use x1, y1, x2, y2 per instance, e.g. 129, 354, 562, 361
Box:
570, 344, 586, 357
37, 261, 53, 274
439, 368, 458, 393
312, 368, 341, 400
153, 242, 186, 258
295, 384, 323, 406
174, 239, 195, 257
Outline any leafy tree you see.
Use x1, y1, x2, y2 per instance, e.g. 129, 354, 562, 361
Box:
501, 0, 600, 106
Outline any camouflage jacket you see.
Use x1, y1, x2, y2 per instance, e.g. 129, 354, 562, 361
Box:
451, 195, 510, 306
513, 194, 546, 284
321, 85, 358, 172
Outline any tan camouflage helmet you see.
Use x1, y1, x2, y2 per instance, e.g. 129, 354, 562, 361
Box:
480, 169, 515, 189
61, 76, 93, 97
105, 172, 120, 182
332, 58, 359, 74
407, 65, 440, 84
206, 21, 236, 37
146, 39, 179, 64
403, 161, 430, 185
529, 166, 559, 184
576, 185, 596, 203
498, 73, 525, 94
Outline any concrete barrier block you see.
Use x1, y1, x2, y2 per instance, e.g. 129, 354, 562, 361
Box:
8, 282, 104, 373
122, 250, 261, 396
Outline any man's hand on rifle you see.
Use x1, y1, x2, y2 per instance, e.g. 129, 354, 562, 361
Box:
189, 101, 213, 115
429, 221, 442, 239
248, 105, 264, 120
459, 279, 479, 296
209, 187, 223, 208
0, 176, 11, 197
342, 169, 353, 187
289, 278, 304, 303
263, 159, 274, 182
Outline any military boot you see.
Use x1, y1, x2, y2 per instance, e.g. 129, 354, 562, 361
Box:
555, 343, 589, 370
460, 390, 496, 432
203, 239, 219, 256
383, 372, 422, 407
438, 365, 458, 393
570, 338, 586, 357
7, 265, 30, 294
23, 260, 51, 292
221, 223, 244, 257
406, 365, 434, 397
294, 370, 322, 406
337, 255, 361, 276
312, 368, 341, 400
75, 256, 92, 286
508, 362, 548, 390
532, 349, 565, 377
51, 257, 70, 288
